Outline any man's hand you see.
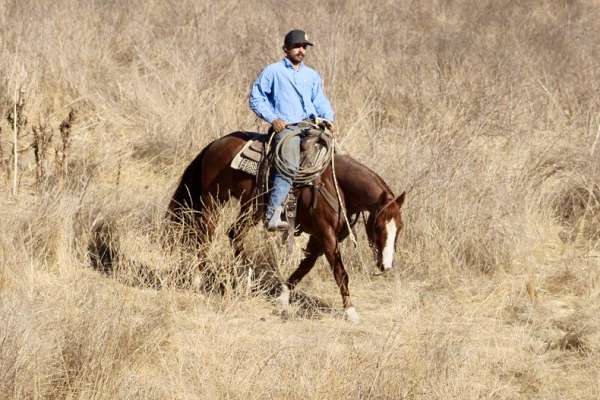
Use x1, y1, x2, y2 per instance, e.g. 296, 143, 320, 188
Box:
272, 119, 287, 133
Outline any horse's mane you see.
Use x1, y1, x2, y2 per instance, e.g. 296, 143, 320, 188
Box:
338, 154, 394, 196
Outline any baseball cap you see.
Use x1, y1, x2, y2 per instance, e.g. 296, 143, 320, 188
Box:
284, 29, 314, 48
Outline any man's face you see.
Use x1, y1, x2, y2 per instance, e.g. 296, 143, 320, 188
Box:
284, 43, 308, 65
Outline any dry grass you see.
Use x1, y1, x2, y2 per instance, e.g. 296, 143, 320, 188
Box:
2, 0, 600, 398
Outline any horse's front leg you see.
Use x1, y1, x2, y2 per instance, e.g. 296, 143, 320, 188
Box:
277, 235, 323, 308
322, 233, 360, 323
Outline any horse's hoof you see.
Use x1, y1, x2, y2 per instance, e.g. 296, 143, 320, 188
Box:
344, 307, 360, 324
276, 284, 290, 308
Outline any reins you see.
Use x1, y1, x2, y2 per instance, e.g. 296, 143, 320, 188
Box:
330, 137, 358, 248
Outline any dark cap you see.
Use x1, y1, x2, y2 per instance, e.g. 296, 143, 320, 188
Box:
284, 29, 314, 48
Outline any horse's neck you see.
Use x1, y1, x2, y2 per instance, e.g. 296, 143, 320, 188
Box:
336, 157, 389, 213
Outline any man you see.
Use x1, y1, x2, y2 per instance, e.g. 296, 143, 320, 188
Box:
249, 29, 335, 231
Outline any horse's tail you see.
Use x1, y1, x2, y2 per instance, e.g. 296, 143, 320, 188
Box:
166, 144, 209, 224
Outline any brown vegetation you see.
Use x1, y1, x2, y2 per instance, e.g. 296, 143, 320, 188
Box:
1, 0, 600, 398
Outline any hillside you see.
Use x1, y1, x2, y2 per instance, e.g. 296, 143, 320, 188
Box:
1, 1, 600, 398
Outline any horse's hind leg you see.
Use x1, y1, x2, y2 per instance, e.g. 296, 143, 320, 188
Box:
196, 195, 223, 243
227, 192, 260, 258
277, 235, 323, 308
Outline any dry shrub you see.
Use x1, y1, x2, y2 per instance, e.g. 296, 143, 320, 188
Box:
84, 209, 203, 292
427, 205, 514, 275
455, 219, 512, 274
88, 217, 121, 275
1, 191, 71, 265
552, 183, 600, 241
0, 275, 173, 399
525, 147, 600, 242
130, 128, 185, 173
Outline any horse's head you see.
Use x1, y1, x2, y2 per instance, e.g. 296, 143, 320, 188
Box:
366, 191, 406, 272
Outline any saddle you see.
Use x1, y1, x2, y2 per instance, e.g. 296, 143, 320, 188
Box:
230, 125, 330, 179
230, 134, 267, 177
230, 124, 340, 227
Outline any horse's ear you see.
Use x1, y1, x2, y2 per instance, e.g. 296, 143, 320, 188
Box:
395, 191, 406, 208
379, 192, 392, 205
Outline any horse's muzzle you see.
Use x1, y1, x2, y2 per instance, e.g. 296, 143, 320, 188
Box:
377, 259, 396, 272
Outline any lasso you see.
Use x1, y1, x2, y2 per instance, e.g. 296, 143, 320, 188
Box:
271, 121, 359, 247
271, 121, 333, 184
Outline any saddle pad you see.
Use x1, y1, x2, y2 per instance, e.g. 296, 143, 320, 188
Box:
231, 140, 265, 176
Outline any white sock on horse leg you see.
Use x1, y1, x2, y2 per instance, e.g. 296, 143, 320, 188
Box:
277, 283, 290, 308
246, 267, 253, 294
344, 307, 360, 324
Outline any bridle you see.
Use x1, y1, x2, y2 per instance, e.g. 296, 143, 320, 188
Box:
362, 196, 397, 251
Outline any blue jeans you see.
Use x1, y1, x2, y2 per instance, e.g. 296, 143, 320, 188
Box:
266, 125, 302, 219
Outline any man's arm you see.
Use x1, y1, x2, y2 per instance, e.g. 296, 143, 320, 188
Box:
249, 67, 278, 124
311, 76, 334, 122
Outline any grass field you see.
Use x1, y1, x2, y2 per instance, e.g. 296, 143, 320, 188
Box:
2, 0, 600, 398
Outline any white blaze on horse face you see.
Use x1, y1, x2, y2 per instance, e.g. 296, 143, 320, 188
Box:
382, 219, 397, 270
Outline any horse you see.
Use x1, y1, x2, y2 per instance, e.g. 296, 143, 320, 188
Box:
167, 131, 406, 323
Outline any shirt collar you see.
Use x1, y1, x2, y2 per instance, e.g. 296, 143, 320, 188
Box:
283, 57, 303, 70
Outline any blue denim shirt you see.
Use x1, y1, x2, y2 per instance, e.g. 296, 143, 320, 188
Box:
249, 58, 334, 124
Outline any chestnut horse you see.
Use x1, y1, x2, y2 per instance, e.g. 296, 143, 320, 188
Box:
168, 131, 405, 323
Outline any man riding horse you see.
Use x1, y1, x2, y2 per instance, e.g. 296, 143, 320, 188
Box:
167, 29, 406, 322
249, 29, 335, 231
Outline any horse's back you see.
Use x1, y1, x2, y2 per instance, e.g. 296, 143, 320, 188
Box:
169, 131, 265, 215
203, 131, 263, 167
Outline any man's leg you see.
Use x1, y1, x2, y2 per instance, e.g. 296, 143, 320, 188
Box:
266, 126, 301, 230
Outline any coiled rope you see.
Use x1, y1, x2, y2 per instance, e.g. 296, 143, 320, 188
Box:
271, 122, 358, 247
271, 123, 333, 184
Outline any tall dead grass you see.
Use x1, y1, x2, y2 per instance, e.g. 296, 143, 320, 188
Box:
2, 0, 600, 398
